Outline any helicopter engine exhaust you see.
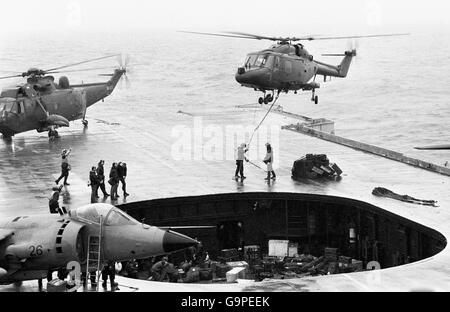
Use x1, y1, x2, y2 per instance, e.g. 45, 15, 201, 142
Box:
59, 76, 70, 89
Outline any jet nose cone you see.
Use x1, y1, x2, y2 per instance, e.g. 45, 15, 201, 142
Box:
0, 267, 7, 278
162, 230, 198, 253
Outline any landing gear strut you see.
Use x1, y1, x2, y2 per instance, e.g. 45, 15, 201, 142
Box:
259, 92, 275, 105
1, 134, 12, 141
311, 90, 319, 105
48, 129, 59, 140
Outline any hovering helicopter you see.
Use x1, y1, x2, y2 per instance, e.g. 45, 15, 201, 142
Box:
182, 31, 408, 105
0, 54, 131, 140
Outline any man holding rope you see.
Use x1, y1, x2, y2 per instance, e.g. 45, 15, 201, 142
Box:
235, 143, 249, 180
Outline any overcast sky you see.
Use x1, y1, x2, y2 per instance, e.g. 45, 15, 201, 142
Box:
0, 0, 449, 36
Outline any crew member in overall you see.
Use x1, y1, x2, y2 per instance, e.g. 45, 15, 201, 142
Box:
96, 160, 110, 197
109, 163, 120, 200
263, 143, 276, 181
117, 162, 129, 197
55, 148, 72, 185
89, 166, 100, 203
235, 143, 249, 180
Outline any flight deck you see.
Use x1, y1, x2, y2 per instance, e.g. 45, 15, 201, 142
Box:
0, 102, 449, 292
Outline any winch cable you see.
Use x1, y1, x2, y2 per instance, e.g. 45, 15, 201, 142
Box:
247, 92, 280, 148
247, 159, 267, 172
251, 96, 258, 125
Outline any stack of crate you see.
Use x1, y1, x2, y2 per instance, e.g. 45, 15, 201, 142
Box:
324, 248, 338, 262
218, 248, 241, 263
244, 245, 261, 262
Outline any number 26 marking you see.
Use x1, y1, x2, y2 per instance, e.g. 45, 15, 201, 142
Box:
29, 245, 43, 257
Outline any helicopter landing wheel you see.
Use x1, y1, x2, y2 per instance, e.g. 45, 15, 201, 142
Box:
264, 94, 273, 103
48, 130, 59, 140
258, 97, 264, 105
314, 95, 319, 105
82, 120, 88, 127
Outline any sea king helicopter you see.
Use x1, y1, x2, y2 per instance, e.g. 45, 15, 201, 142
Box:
183, 31, 408, 105
0, 54, 131, 140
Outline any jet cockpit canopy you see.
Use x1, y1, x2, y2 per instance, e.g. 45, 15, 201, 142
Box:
69, 203, 136, 226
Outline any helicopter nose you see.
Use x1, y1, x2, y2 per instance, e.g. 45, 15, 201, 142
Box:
235, 67, 265, 85
162, 230, 199, 253
235, 68, 251, 84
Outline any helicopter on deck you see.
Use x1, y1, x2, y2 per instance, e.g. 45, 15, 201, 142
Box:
183, 31, 408, 105
0, 54, 131, 140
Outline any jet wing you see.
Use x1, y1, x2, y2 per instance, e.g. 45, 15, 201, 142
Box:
0, 229, 13, 241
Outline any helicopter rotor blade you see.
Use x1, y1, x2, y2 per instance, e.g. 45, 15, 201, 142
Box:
0, 74, 24, 80
223, 31, 285, 41
124, 55, 131, 68
223, 31, 322, 42
46, 66, 117, 75
125, 75, 131, 89
43, 54, 120, 73
322, 54, 346, 57
117, 54, 123, 68
303, 33, 409, 41
179, 31, 271, 41
182, 31, 409, 43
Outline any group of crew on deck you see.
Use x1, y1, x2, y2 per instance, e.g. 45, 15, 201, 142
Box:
49, 142, 275, 214
89, 161, 129, 202
49, 148, 130, 214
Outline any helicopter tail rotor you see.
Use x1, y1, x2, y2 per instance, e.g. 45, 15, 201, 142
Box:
116, 54, 133, 89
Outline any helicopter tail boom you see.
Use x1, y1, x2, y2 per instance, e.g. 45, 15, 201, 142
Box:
70, 69, 126, 108
315, 50, 356, 78
337, 50, 357, 77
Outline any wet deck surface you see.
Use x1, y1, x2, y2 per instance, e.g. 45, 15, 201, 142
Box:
1, 99, 450, 292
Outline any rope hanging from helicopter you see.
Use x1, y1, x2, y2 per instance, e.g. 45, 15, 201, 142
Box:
247, 92, 281, 148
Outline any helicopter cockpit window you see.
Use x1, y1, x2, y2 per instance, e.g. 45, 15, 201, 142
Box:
254, 54, 275, 69
105, 209, 136, 226
254, 55, 267, 67
2, 102, 16, 113
245, 54, 258, 69
264, 56, 275, 69
5, 102, 13, 112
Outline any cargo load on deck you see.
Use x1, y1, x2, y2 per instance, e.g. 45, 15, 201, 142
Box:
292, 154, 342, 180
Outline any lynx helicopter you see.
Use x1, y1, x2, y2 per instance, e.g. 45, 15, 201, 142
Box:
0, 54, 131, 140
182, 31, 408, 105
